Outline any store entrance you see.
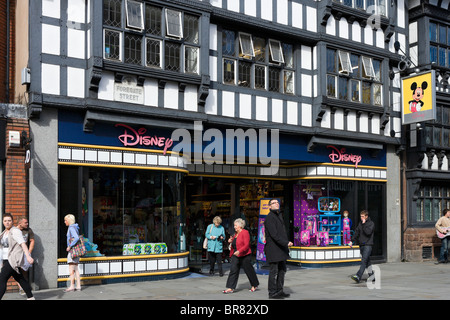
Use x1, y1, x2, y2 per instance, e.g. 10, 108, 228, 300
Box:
185, 176, 287, 271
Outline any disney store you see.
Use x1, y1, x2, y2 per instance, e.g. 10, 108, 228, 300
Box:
54, 110, 191, 286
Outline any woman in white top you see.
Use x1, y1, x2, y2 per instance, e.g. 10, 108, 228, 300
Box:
0, 213, 34, 300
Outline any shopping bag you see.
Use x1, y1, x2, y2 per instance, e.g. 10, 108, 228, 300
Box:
70, 235, 87, 258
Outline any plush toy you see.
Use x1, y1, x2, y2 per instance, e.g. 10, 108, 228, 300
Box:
342, 210, 352, 245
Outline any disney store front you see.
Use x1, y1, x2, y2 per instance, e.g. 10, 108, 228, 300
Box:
56, 110, 190, 286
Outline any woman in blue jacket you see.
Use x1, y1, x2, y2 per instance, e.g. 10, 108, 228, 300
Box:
205, 216, 226, 276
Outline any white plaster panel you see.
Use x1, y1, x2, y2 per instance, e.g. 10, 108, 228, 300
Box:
144, 78, 158, 107
222, 91, 235, 117
67, 67, 85, 98
291, 2, 302, 29
164, 82, 179, 109
67, 0, 86, 23
41, 63, 60, 95
287, 101, 297, 125
255, 96, 268, 121
239, 93, 252, 119
205, 89, 218, 115
42, 24, 60, 55
42, 0, 60, 19
301, 103, 312, 127
67, 28, 85, 59
271, 99, 283, 123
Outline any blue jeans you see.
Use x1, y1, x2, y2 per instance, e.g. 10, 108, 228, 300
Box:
357, 245, 372, 279
439, 237, 450, 262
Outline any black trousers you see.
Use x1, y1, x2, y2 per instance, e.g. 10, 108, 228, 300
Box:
208, 251, 223, 274
0, 260, 33, 299
225, 255, 259, 290
268, 260, 287, 296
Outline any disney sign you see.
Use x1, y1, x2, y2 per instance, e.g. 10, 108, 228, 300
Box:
116, 123, 173, 155
327, 145, 362, 168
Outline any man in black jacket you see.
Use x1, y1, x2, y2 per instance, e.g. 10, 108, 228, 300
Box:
264, 199, 293, 299
349, 210, 375, 283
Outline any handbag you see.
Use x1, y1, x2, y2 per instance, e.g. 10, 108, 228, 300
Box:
70, 235, 87, 258
203, 225, 213, 249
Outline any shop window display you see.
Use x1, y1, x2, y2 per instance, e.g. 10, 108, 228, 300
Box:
59, 167, 184, 257
293, 180, 384, 257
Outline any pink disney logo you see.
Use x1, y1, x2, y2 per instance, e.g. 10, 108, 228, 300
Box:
327, 145, 362, 168
116, 123, 173, 155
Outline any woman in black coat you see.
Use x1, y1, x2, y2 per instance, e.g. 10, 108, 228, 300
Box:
264, 199, 292, 299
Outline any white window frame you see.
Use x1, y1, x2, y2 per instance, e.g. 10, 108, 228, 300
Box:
145, 37, 162, 68
238, 32, 255, 58
125, 0, 144, 30
338, 50, 353, 74
103, 29, 122, 61
362, 56, 376, 78
284, 70, 295, 94
165, 8, 183, 39
185, 45, 199, 74
269, 39, 285, 64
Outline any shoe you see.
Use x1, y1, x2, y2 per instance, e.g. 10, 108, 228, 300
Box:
209, 270, 214, 276
351, 275, 360, 283
219, 272, 224, 277
19, 288, 25, 296
75, 287, 82, 291
279, 291, 290, 298
249, 286, 258, 292
223, 289, 234, 294
64, 288, 75, 292
435, 260, 446, 265
269, 291, 284, 299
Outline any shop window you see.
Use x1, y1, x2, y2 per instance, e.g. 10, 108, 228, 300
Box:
429, 21, 450, 67
59, 167, 184, 257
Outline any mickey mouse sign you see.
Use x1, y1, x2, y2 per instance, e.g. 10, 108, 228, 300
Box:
401, 70, 436, 125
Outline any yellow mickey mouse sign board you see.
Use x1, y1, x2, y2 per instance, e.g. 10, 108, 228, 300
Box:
401, 70, 436, 125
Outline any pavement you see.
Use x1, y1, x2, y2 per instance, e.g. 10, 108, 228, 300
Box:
3, 260, 450, 303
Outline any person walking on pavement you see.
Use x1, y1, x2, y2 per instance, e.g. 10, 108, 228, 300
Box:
349, 210, 375, 283
223, 218, 259, 294
64, 214, 82, 292
17, 217, 35, 296
0, 214, 35, 300
205, 216, 226, 276
435, 208, 450, 264
264, 199, 293, 299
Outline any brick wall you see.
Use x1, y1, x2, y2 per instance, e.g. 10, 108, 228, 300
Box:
404, 228, 441, 262
5, 117, 29, 292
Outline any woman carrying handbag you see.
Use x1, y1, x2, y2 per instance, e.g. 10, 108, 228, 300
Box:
205, 216, 225, 276
64, 214, 82, 292
223, 218, 259, 294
